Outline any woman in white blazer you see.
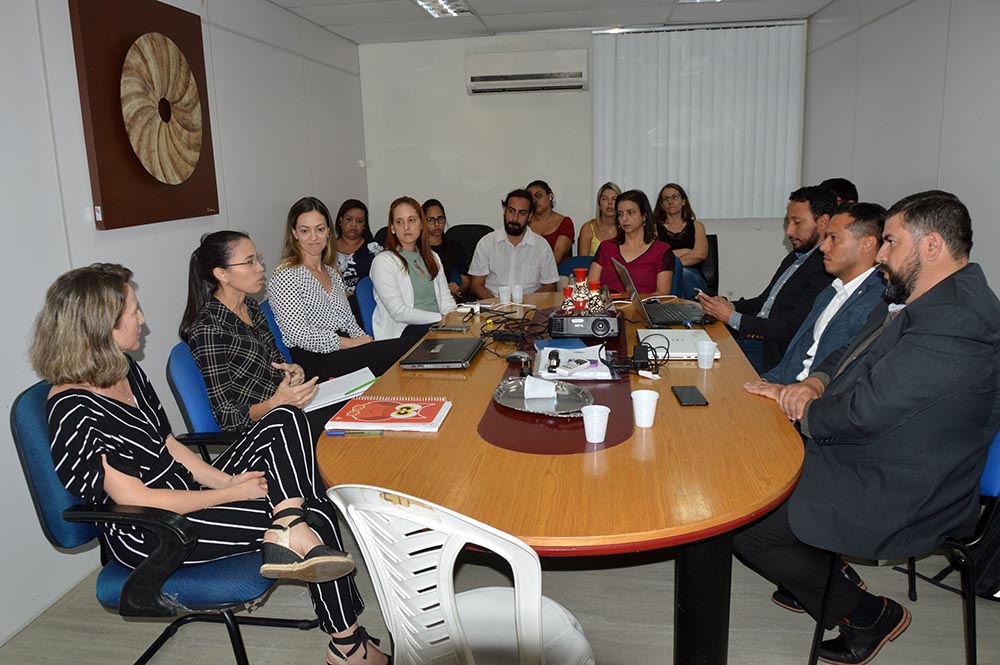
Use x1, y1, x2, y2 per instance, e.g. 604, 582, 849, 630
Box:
370, 196, 457, 340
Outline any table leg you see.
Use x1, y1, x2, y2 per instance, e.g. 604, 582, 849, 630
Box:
674, 532, 733, 665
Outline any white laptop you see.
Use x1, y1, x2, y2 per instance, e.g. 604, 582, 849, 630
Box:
636, 329, 722, 361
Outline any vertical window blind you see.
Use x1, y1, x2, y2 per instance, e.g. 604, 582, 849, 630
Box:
593, 23, 805, 219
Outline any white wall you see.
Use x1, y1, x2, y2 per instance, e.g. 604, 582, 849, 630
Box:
0, 0, 365, 644
358, 32, 789, 299
803, 0, 1000, 284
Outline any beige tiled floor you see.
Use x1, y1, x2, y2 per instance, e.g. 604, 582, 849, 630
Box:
2, 525, 996, 664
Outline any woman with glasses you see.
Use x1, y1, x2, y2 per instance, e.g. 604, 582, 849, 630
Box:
587, 190, 674, 297
268, 197, 412, 384
526, 179, 574, 265
41, 263, 389, 665
333, 199, 381, 323
370, 196, 457, 340
653, 183, 709, 295
422, 198, 469, 298
577, 182, 621, 256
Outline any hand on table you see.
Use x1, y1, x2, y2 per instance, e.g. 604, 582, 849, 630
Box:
777, 378, 825, 421
695, 292, 735, 322
744, 380, 783, 401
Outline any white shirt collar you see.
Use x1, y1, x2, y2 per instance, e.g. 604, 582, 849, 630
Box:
499, 225, 539, 248
832, 266, 877, 299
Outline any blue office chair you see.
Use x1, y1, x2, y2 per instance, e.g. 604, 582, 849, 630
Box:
168, 341, 222, 434
259, 300, 292, 363
810, 429, 1000, 665
355, 276, 376, 337
557, 255, 593, 277
11, 381, 316, 665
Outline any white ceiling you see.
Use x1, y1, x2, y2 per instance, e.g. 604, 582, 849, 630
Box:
270, 0, 832, 44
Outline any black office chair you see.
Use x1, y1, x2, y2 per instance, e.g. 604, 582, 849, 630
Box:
444, 224, 493, 263
373, 226, 389, 247
699, 233, 719, 296
12, 381, 316, 665
807, 430, 1000, 665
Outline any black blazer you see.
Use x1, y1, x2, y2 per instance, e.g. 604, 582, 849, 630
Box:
734, 249, 832, 371
789, 264, 1000, 560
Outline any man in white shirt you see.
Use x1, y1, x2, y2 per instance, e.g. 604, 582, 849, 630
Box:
745, 202, 887, 397
468, 189, 559, 300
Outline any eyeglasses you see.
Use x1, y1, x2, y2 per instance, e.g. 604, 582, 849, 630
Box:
426, 216, 447, 225
660, 194, 682, 202
224, 253, 265, 268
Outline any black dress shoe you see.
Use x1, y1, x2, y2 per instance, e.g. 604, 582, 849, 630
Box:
771, 563, 867, 613
817, 597, 911, 665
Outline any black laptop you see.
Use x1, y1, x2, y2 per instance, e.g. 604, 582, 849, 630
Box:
399, 337, 484, 370
611, 257, 707, 326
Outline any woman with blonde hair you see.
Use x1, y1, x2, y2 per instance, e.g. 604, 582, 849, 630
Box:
577, 182, 620, 256
370, 196, 457, 339
35, 263, 389, 665
268, 196, 410, 382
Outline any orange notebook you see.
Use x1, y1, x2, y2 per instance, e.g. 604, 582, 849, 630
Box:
325, 396, 452, 433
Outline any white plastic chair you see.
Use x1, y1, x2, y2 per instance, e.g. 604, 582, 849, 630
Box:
327, 485, 595, 665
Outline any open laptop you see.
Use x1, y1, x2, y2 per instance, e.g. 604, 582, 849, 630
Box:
611, 257, 707, 326
636, 329, 721, 361
399, 337, 484, 370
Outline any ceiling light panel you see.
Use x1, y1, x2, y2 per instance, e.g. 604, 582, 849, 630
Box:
413, 0, 473, 18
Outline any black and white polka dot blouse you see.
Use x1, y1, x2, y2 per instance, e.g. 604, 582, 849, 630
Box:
267, 263, 366, 354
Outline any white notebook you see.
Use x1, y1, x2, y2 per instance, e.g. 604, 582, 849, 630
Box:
304, 367, 377, 412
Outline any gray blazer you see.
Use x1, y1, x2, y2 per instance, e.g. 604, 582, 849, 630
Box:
789, 264, 1000, 560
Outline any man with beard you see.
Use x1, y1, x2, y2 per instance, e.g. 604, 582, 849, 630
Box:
468, 189, 559, 300
697, 185, 837, 373
734, 191, 1000, 665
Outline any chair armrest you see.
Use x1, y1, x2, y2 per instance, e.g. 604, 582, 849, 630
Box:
63, 503, 198, 617
175, 432, 238, 462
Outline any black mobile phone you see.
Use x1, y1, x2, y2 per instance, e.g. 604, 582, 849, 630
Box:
430, 324, 470, 332
672, 385, 708, 406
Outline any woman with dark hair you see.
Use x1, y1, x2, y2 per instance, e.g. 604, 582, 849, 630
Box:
370, 196, 457, 339
652, 182, 708, 295
587, 190, 674, 296
526, 179, 574, 265
577, 182, 621, 256
421, 198, 469, 298
268, 196, 411, 382
38, 263, 389, 665
179, 231, 320, 434
333, 199, 381, 321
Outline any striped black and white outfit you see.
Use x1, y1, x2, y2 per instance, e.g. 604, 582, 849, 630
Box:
48, 358, 364, 633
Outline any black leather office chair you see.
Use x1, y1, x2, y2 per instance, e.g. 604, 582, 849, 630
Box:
699, 233, 719, 296
444, 224, 493, 263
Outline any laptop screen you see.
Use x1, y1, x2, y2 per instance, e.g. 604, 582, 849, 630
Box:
610, 257, 651, 322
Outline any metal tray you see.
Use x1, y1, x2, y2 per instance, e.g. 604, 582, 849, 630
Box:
492, 377, 594, 418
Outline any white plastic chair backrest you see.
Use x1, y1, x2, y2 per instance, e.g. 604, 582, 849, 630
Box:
328, 484, 546, 665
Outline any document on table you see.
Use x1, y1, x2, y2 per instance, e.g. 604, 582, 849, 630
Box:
304, 367, 377, 412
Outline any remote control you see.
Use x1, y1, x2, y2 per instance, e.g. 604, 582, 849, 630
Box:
555, 358, 591, 376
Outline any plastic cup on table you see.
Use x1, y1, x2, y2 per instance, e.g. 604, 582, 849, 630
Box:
696, 340, 718, 369
581, 405, 611, 444
631, 389, 659, 428
512, 284, 524, 303
498, 286, 512, 304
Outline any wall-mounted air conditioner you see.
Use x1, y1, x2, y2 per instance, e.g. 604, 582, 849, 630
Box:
465, 49, 589, 95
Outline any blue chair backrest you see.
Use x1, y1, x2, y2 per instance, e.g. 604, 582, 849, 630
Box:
670, 254, 685, 298
167, 342, 222, 434
259, 300, 292, 363
982, 428, 1000, 498
11, 381, 99, 549
356, 276, 376, 337
557, 255, 593, 277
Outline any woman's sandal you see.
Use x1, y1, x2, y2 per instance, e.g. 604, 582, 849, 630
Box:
260, 507, 355, 583
327, 626, 391, 665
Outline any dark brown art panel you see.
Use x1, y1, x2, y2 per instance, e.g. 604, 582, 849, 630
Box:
69, 0, 218, 230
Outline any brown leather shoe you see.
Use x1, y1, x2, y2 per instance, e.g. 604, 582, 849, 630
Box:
817, 597, 911, 665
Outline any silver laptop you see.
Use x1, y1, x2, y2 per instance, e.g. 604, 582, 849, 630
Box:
610, 257, 707, 326
399, 337, 484, 370
636, 329, 721, 361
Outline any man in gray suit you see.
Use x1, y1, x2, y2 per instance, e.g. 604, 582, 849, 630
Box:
735, 191, 1000, 665
744, 202, 887, 392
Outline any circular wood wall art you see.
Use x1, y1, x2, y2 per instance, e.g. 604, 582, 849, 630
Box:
120, 32, 202, 185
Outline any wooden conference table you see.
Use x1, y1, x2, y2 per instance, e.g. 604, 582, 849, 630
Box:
317, 293, 804, 665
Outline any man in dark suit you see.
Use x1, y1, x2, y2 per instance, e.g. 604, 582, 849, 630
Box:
735, 191, 1000, 665
745, 202, 887, 390
697, 185, 836, 373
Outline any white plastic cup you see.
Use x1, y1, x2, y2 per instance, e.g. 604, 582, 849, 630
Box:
631, 389, 659, 428
696, 340, 718, 369
581, 405, 611, 443
512, 284, 524, 303
498, 286, 512, 304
